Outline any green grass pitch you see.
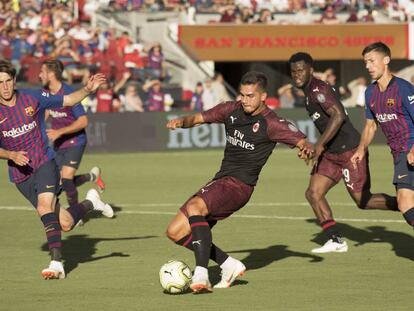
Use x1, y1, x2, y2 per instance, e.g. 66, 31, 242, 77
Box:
0, 145, 412, 311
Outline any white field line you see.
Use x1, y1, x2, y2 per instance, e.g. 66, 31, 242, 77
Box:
0, 203, 405, 224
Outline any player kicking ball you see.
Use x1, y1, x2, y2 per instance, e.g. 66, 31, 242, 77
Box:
165, 71, 313, 293
0, 60, 113, 279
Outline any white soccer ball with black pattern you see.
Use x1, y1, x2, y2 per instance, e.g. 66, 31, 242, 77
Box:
159, 260, 192, 294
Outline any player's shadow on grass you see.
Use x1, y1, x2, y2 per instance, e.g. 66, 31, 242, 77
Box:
228, 244, 323, 271
41, 234, 157, 275
80, 204, 123, 225
308, 220, 414, 261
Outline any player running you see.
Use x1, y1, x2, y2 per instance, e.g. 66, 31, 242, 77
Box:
166, 71, 313, 293
351, 42, 414, 229
289, 52, 398, 253
39, 59, 105, 216
0, 60, 113, 280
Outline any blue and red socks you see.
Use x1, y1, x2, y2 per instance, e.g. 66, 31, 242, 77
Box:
62, 178, 78, 206
66, 200, 93, 228
41, 212, 62, 261
74, 174, 92, 187
403, 208, 414, 228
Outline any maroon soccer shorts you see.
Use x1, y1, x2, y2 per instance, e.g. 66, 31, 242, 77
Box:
311, 148, 370, 193
180, 176, 254, 221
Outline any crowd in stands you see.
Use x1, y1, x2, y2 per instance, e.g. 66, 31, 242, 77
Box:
0, 0, 413, 113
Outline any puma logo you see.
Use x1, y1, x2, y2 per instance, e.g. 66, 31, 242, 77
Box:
230, 116, 237, 124
192, 240, 202, 246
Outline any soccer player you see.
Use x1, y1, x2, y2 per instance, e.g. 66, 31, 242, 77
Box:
351, 41, 414, 229
289, 52, 398, 253
0, 59, 113, 280
39, 59, 105, 212
166, 71, 313, 293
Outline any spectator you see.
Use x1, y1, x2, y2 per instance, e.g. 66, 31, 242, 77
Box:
324, 68, 348, 99
142, 79, 166, 111
319, 5, 340, 24
219, 5, 237, 23
95, 72, 130, 112
145, 42, 168, 81
255, 8, 273, 24
201, 77, 218, 110
190, 82, 204, 111
119, 83, 145, 112
342, 76, 368, 108
211, 72, 232, 102
277, 83, 295, 108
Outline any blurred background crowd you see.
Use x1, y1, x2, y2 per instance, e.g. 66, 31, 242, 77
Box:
0, 0, 413, 112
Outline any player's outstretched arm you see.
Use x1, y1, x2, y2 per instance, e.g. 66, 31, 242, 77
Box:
0, 148, 29, 166
351, 119, 377, 168
166, 113, 204, 130
63, 74, 106, 107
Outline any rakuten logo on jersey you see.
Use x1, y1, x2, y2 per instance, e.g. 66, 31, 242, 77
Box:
376, 113, 397, 123
2, 121, 37, 138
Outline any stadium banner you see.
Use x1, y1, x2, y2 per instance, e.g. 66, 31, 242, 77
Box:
84, 109, 386, 152
178, 24, 408, 61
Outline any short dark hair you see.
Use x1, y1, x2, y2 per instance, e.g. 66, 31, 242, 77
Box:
362, 41, 391, 57
42, 59, 65, 81
240, 71, 267, 92
0, 59, 16, 79
288, 52, 314, 66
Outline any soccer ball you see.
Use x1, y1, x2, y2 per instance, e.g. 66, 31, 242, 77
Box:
159, 260, 192, 294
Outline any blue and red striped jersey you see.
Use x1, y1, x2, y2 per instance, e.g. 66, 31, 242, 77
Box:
0, 89, 64, 183
47, 83, 87, 150
365, 76, 414, 159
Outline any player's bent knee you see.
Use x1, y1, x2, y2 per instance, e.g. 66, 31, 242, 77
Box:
305, 188, 316, 202
60, 221, 73, 232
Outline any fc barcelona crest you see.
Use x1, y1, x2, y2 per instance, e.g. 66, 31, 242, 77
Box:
25, 106, 34, 116
252, 122, 260, 133
386, 98, 396, 106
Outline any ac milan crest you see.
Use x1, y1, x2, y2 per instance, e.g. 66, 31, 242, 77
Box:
317, 93, 326, 103
252, 122, 260, 133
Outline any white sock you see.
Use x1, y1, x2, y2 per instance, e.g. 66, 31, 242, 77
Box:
220, 256, 236, 270
193, 266, 208, 279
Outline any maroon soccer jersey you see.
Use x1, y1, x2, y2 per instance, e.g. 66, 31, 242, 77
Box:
202, 101, 305, 185
304, 78, 360, 153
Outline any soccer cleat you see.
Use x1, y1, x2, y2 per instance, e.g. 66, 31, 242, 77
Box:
86, 188, 114, 218
90, 167, 105, 193
214, 258, 246, 289
41, 260, 65, 280
311, 239, 348, 253
190, 276, 213, 294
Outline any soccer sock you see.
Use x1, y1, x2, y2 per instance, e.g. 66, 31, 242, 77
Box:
41, 213, 62, 261
66, 200, 93, 227
320, 219, 343, 243
62, 178, 78, 206
176, 235, 229, 266
403, 208, 414, 228
74, 174, 92, 187
188, 215, 212, 269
